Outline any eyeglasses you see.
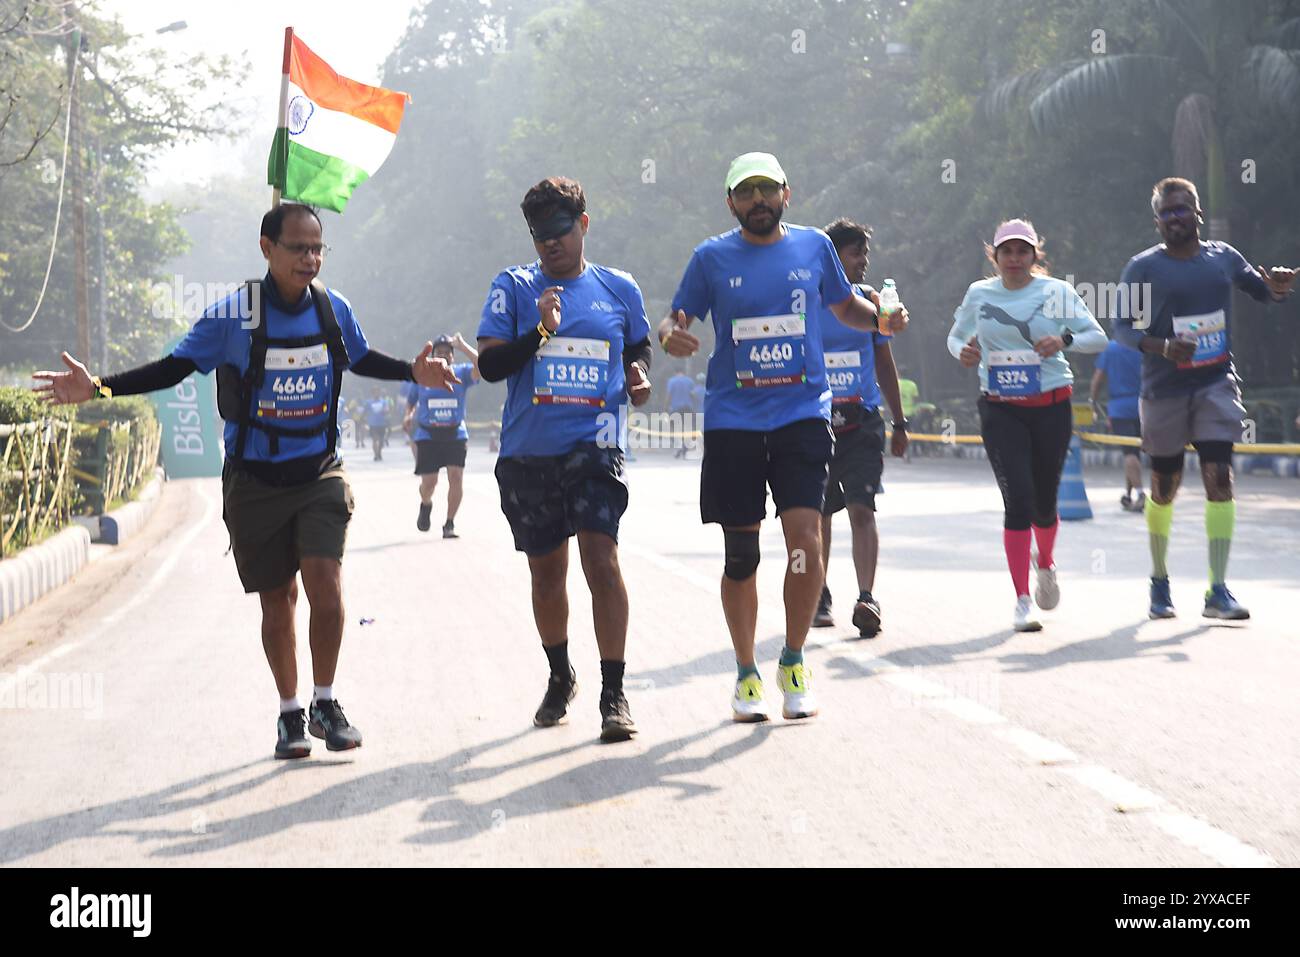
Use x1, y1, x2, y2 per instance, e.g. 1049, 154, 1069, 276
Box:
1157, 205, 1195, 222
275, 241, 331, 258
729, 181, 784, 201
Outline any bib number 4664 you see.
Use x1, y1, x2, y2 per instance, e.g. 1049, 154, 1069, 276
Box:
271, 374, 317, 395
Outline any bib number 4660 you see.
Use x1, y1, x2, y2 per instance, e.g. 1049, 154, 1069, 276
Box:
749, 342, 794, 363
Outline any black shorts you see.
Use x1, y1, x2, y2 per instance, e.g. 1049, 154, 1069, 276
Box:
823, 406, 885, 514
700, 417, 833, 526
495, 443, 628, 556
414, 435, 467, 474
1110, 416, 1141, 457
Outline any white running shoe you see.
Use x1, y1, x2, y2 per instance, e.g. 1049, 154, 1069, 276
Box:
732, 674, 770, 723
777, 662, 819, 720
1035, 563, 1060, 610
1014, 595, 1042, 632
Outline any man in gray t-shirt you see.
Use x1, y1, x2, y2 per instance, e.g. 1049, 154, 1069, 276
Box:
1114, 176, 1295, 622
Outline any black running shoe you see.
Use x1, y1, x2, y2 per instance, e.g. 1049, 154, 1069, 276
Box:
534, 666, 577, 727
813, 587, 834, 628
442, 520, 458, 539
275, 708, 311, 760
599, 689, 637, 743
417, 502, 432, 532
308, 698, 363, 751
852, 594, 882, 638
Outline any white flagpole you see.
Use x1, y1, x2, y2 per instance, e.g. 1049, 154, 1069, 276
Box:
271, 26, 293, 208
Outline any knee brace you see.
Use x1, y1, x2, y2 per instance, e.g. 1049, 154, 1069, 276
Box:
723, 530, 761, 581
1151, 452, 1185, 476
1193, 440, 1233, 465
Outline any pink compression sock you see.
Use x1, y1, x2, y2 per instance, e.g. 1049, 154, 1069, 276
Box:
1003, 528, 1032, 597
1032, 520, 1059, 568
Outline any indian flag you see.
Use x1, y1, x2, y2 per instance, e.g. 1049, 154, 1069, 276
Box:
267, 30, 408, 212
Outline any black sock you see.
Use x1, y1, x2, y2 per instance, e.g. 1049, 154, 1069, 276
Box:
859, 589, 873, 602
544, 642, 570, 679
820, 585, 831, 604
600, 659, 625, 695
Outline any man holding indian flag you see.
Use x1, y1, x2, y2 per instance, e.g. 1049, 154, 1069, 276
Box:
33, 31, 450, 761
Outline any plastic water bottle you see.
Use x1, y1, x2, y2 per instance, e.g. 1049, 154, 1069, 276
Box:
878, 279, 901, 337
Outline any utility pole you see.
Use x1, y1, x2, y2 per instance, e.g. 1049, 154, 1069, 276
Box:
66, 19, 90, 362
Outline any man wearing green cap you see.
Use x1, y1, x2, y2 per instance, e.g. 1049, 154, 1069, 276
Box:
660, 152, 907, 723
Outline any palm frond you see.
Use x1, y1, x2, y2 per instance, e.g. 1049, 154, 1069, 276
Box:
981, 63, 1077, 120
1147, 0, 1213, 73
1273, 17, 1300, 50
1242, 45, 1300, 112
1027, 55, 1184, 133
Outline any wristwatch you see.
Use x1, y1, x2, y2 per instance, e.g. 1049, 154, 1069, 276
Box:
90, 375, 113, 400
1060, 331, 1074, 348
892, 417, 909, 430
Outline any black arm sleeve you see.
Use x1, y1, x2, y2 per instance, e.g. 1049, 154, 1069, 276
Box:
351, 348, 414, 382
101, 354, 197, 396
622, 337, 653, 378
477, 328, 544, 382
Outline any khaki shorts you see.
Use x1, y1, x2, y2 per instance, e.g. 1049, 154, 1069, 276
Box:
222, 465, 355, 593
1140, 375, 1246, 458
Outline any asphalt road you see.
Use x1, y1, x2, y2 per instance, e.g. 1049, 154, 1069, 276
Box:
1, 441, 1296, 866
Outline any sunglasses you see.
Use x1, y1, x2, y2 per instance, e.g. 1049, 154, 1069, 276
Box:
730, 181, 784, 201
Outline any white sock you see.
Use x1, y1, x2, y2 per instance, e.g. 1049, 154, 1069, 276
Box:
313, 685, 333, 702
279, 696, 301, 714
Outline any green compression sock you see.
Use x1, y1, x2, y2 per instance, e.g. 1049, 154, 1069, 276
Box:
1205, 500, 1235, 586
1146, 500, 1174, 579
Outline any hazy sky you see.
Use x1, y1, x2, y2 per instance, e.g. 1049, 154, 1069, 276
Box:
103, 0, 417, 188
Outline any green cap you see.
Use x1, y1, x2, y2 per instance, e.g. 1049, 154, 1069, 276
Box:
725, 152, 787, 192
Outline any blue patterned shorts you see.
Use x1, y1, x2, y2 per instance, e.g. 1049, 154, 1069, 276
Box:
494, 443, 628, 556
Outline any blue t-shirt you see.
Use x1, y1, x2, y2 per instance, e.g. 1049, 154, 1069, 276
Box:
174, 282, 369, 463
476, 262, 651, 457
671, 224, 855, 431
1113, 242, 1273, 399
364, 397, 390, 427
408, 361, 476, 441
691, 382, 706, 411
666, 373, 694, 411
947, 276, 1106, 396
818, 282, 884, 412
1096, 339, 1141, 419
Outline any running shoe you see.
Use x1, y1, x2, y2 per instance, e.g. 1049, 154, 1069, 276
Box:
852, 594, 881, 637
1133, 491, 1147, 513
308, 699, 363, 751
598, 689, 637, 742
1034, 563, 1060, 610
417, 502, 432, 532
1120, 492, 1133, 511
731, 674, 769, 723
1149, 577, 1176, 619
275, 708, 311, 760
442, 520, 458, 539
1203, 584, 1250, 621
534, 666, 578, 727
777, 662, 818, 719
813, 587, 834, 628
1013, 595, 1042, 632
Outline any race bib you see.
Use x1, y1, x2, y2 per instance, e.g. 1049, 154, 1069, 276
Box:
256, 344, 330, 421
825, 350, 863, 403
532, 337, 610, 406
1172, 310, 1227, 369
424, 396, 459, 426
987, 349, 1042, 398
733, 314, 806, 388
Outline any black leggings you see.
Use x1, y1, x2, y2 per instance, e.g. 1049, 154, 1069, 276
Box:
978, 397, 1073, 530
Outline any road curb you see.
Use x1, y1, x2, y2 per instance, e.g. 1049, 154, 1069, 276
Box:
0, 524, 92, 625
100, 468, 166, 546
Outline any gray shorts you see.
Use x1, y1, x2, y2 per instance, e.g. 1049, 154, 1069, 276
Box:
1140, 375, 1245, 458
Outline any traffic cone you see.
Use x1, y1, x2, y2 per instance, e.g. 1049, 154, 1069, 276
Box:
1058, 433, 1093, 521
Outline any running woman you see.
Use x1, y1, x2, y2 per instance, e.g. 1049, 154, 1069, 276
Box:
477, 176, 652, 743
813, 218, 909, 638
660, 152, 905, 722
1090, 338, 1146, 512
1114, 177, 1296, 620
947, 219, 1106, 632
405, 333, 480, 537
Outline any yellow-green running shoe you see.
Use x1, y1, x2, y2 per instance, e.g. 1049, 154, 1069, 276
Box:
731, 673, 769, 723
777, 662, 819, 720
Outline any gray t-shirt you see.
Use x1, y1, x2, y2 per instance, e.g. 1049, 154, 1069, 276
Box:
1113, 241, 1272, 399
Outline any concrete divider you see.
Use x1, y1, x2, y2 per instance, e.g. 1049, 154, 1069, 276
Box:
99, 468, 166, 546
0, 524, 92, 624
